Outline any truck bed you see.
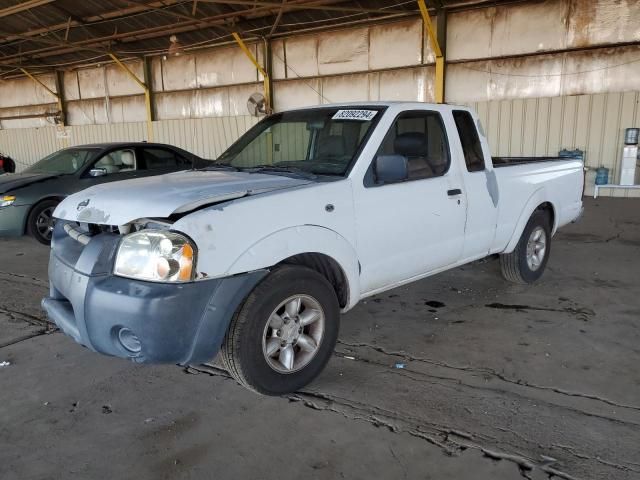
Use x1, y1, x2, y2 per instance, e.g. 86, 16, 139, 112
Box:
491, 157, 584, 252
492, 156, 568, 167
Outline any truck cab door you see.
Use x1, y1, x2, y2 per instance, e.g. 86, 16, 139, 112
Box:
451, 110, 499, 260
354, 109, 467, 294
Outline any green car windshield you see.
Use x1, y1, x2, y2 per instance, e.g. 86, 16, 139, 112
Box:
24, 148, 98, 175
215, 107, 383, 176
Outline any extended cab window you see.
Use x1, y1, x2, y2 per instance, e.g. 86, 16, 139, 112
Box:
143, 148, 190, 170
453, 110, 485, 172
375, 111, 450, 182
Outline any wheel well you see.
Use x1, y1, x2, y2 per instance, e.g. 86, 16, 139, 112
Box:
24, 196, 64, 233
536, 202, 555, 230
279, 253, 349, 308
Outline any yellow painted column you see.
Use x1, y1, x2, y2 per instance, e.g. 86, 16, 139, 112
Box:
232, 32, 272, 114
20, 68, 69, 146
108, 53, 154, 141
417, 0, 445, 104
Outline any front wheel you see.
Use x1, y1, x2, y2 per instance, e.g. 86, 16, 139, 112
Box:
27, 199, 59, 245
500, 210, 551, 284
221, 266, 340, 395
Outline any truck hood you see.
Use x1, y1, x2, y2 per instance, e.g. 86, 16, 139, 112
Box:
0, 172, 61, 194
54, 170, 314, 226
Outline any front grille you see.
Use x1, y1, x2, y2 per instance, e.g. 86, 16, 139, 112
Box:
86, 223, 120, 235
61, 222, 120, 244
53, 221, 120, 276
63, 223, 93, 245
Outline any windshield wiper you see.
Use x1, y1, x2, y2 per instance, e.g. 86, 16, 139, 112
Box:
201, 163, 240, 171
243, 165, 317, 179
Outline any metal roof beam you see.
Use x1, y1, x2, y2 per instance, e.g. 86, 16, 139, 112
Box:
0, 30, 112, 57
0, 1, 184, 44
0, 0, 418, 66
123, 0, 232, 35
0, 0, 56, 19
0, 0, 291, 64
269, 0, 287, 37
199, 0, 411, 15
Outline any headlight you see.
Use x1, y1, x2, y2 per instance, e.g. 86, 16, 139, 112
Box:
1, 195, 16, 207
114, 230, 196, 282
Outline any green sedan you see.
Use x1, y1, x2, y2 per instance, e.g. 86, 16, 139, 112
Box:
0, 142, 209, 244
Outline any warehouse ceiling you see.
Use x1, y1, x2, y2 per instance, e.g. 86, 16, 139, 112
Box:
0, 0, 520, 74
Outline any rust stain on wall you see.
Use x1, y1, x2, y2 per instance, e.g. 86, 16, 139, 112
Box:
568, 0, 597, 48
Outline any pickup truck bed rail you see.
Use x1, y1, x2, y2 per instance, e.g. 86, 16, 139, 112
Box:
492, 156, 568, 167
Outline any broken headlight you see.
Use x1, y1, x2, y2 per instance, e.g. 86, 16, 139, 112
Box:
1, 195, 16, 207
114, 230, 196, 282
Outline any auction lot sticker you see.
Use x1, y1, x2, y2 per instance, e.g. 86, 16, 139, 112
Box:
332, 110, 378, 121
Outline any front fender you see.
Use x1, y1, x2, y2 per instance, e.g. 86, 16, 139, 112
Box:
503, 188, 556, 253
227, 225, 361, 310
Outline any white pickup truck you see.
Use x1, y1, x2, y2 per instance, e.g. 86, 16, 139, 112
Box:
43, 102, 584, 395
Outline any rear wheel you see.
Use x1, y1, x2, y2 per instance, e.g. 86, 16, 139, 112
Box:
27, 199, 59, 245
221, 266, 340, 395
500, 210, 551, 284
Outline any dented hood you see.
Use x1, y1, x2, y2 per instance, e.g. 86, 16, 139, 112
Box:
54, 170, 313, 225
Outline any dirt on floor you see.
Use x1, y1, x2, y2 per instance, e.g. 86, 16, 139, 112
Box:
1, 197, 639, 480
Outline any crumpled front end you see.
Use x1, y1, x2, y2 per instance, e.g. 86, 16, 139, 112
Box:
42, 221, 266, 364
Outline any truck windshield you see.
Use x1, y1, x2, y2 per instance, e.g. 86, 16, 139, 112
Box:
24, 148, 98, 175
214, 107, 384, 176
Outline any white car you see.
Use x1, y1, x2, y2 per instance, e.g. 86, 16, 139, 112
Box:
43, 102, 584, 395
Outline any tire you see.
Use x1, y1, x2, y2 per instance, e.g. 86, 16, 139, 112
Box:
500, 210, 551, 284
221, 265, 340, 395
27, 199, 59, 245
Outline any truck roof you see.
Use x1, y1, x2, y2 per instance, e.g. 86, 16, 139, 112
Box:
284, 101, 470, 111
63, 142, 181, 149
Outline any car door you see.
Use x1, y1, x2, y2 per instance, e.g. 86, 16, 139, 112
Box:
354, 109, 467, 294
452, 110, 499, 260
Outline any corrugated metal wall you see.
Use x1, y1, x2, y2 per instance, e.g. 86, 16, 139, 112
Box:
468, 91, 640, 197
151, 116, 259, 158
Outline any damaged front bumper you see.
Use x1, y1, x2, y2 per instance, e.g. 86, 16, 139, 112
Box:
42, 222, 267, 364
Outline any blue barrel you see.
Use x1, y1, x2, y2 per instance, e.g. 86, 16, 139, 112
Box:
559, 148, 584, 162
595, 167, 609, 185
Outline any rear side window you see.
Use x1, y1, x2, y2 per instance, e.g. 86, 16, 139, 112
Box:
376, 111, 450, 181
453, 110, 485, 172
142, 148, 190, 170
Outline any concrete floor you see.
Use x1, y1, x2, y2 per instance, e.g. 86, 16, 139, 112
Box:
1, 197, 639, 480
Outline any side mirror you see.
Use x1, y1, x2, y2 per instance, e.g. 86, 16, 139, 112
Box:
89, 168, 107, 177
375, 155, 408, 184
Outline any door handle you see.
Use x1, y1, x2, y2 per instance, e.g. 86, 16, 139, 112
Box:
447, 188, 462, 196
